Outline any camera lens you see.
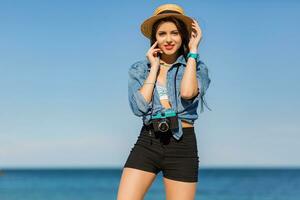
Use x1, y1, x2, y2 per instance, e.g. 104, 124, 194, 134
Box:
158, 121, 169, 132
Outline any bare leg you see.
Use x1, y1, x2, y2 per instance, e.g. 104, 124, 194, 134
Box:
163, 177, 197, 200
117, 167, 157, 200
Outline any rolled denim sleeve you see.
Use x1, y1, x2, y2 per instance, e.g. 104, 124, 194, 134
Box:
197, 60, 212, 112
197, 60, 211, 97
128, 62, 153, 117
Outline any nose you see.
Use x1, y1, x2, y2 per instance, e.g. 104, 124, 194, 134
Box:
166, 34, 172, 43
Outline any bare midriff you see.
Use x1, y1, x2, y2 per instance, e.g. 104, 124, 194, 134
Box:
160, 99, 193, 128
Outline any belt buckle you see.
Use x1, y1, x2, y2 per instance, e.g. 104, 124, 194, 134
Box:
143, 123, 153, 136
148, 128, 153, 136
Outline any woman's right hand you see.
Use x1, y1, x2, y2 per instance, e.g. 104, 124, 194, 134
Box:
146, 41, 163, 70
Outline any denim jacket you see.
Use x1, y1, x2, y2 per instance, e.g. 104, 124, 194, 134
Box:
128, 54, 211, 140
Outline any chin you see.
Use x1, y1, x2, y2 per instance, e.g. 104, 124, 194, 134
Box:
164, 50, 179, 55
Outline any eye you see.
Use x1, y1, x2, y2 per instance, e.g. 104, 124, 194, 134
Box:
159, 33, 165, 36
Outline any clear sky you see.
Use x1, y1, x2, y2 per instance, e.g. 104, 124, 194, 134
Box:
0, 0, 299, 168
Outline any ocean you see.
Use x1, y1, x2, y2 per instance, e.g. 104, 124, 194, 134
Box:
0, 168, 299, 200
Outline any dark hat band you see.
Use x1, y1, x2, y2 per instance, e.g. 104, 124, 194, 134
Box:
157, 10, 181, 15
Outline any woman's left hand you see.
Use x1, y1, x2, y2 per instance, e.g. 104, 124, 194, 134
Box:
188, 19, 202, 52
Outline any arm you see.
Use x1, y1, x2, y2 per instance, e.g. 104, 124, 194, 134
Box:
128, 62, 159, 117
180, 55, 199, 99
178, 59, 211, 113
139, 66, 159, 103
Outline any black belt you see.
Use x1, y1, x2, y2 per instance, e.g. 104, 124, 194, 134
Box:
142, 123, 173, 145
142, 123, 154, 131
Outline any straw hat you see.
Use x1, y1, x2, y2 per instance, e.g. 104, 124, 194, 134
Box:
140, 4, 194, 39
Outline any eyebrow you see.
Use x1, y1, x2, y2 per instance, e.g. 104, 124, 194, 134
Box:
158, 30, 179, 33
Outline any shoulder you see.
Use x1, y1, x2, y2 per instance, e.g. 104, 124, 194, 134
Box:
128, 59, 150, 74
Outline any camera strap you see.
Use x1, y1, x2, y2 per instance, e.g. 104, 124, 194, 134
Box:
174, 65, 180, 113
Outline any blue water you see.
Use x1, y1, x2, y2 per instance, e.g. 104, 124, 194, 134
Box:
0, 168, 299, 200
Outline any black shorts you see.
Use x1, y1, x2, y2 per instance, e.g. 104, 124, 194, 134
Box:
123, 124, 199, 182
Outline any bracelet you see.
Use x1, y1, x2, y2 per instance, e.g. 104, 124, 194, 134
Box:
144, 82, 155, 85
187, 52, 199, 60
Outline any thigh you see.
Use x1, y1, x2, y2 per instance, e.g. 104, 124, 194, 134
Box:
117, 167, 157, 200
163, 177, 197, 200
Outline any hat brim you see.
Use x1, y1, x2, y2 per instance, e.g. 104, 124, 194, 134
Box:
140, 13, 194, 39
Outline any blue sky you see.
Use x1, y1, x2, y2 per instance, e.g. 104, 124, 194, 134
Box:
0, 0, 299, 168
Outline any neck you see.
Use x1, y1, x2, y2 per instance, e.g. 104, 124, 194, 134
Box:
160, 52, 179, 65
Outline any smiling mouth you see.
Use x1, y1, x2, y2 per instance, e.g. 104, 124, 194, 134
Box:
164, 45, 174, 50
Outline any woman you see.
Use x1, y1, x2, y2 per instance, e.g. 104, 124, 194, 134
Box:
117, 3, 211, 200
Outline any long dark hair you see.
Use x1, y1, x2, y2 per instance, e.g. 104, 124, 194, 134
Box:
150, 16, 190, 62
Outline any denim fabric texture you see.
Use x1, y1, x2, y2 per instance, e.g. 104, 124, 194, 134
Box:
128, 54, 211, 140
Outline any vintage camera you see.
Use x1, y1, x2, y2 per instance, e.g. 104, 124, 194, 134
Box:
151, 109, 179, 133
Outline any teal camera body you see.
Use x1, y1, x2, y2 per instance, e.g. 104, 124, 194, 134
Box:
151, 108, 179, 133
